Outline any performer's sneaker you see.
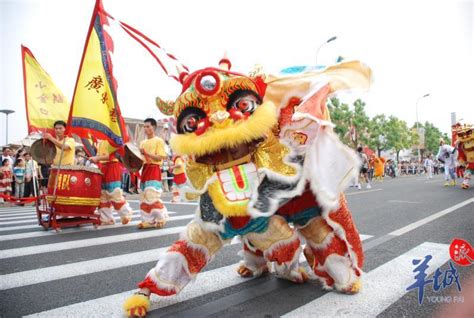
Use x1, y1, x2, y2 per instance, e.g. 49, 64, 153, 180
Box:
138, 222, 153, 229
121, 216, 132, 225
450, 180, 456, 186
444, 182, 450, 187
366, 184, 372, 189
461, 183, 470, 189
101, 219, 115, 225
155, 220, 167, 229
236, 263, 269, 278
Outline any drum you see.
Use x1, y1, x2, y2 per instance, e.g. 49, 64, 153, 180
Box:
31, 139, 56, 165
123, 142, 144, 172
46, 165, 102, 215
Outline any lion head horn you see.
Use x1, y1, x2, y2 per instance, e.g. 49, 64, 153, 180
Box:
155, 97, 175, 116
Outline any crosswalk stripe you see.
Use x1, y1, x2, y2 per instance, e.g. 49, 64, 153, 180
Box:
0, 214, 194, 241
0, 224, 188, 260
0, 237, 242, 291
0, 210, 36, 217
0, 208, 36, 213
0, 210, 181, 226
0, 212, 179, 233
2, 236, 373, 291
283, 242, 450, 317
0, 214, 40, 221
24, 234, 372, 317
26, 263, 249, 317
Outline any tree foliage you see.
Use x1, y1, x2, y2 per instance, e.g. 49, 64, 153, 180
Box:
326, 97, 449, 160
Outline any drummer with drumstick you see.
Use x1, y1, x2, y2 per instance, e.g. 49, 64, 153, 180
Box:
137, 118, 169, 229
89, 140, 134, 225
43, 120, 75, 166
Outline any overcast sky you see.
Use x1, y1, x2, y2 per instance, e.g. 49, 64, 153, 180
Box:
1, 0, 473, 144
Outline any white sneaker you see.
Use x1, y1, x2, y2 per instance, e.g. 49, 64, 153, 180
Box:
366, 184, 372, 189
357, 184, 362, 190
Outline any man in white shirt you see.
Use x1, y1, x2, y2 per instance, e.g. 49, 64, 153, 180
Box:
424, 155, 434, 179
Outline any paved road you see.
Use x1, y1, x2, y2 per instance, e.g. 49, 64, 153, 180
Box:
0, 175, 472, 317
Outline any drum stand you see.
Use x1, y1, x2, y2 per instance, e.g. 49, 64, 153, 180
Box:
35, 138, 101, 232
36, 195, 101, 232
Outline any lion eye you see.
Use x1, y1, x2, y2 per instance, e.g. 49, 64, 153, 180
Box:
180, 113, 201, 133
232, 95, 258, 114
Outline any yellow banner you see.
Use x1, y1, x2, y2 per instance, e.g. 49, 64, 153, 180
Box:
22, 45, 69, 133
68, 12, 128, 147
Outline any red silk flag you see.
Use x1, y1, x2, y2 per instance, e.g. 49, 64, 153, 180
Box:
21, 45, 70, 134
67, 0, 128, 150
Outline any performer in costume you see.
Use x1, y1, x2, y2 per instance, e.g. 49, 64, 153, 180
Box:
437, 138, 457, 186
138, 118, 169, 229
44, 120, 76, 166
89, 140, 133, 225
455, 124, 474, 189
124, 57, 371, 316
170, 155, 186, 202
373, 156, 386, 181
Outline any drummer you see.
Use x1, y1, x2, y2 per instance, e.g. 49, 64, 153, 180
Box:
89, 140, 133, 225
137, 118, 169, 229
43, 120, 76, 166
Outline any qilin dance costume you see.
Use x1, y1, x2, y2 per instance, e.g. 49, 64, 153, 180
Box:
96, 140, 133, 225
124, 56, 372, 316
455, 124, 474, 189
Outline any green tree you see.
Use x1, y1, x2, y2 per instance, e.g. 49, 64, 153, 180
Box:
327, 98, 370, 148
327, 97, 352, 145
386, 116, 411, 161
411, 121, 452, 157
351, 99, 371, 148
367, 114, 389, 156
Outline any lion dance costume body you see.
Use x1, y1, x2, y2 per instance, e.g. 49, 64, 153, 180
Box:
124, 57, 372, 316
455, 124, 474, 189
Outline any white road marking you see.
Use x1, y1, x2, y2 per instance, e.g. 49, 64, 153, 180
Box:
0, 214, 193, 241
0, 238, 241, 291
345, 188, 383, 196
0, 210, 179, 226
128, 199, 198, 206
0, 214, 39, 221
283, 242, 450, 317
0, 225, 188, 260
26, 235, 373, 317
388, 200, 420, 204
389, 198, 474, 236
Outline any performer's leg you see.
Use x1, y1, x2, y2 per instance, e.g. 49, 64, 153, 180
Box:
124, 221, 223, 316
461, 169, 472, 189
98, 190, 115, 225
245, 215, 307, 283
109, 188, 133, 225
236, 240, 269, 278
444, 164, 450, 186
449, 167, 456, 185
171, 183, 181, 203
298, 196, 363, 294
139, 187, 168, 229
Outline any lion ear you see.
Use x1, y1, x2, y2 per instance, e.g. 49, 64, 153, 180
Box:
155, 97, 175, 116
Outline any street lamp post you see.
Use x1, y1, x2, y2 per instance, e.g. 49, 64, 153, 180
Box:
316, 36, 337, 67
415, 94, 430, 162
0, 109, 15, 145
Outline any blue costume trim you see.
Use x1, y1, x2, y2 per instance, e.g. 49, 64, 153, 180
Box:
219, 217, 269, 240
141, 180, 163, 191
282, 206, 321, 227
102, 181, 122, 192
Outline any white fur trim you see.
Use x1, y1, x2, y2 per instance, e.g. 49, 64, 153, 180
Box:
150, 252, 192, 294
